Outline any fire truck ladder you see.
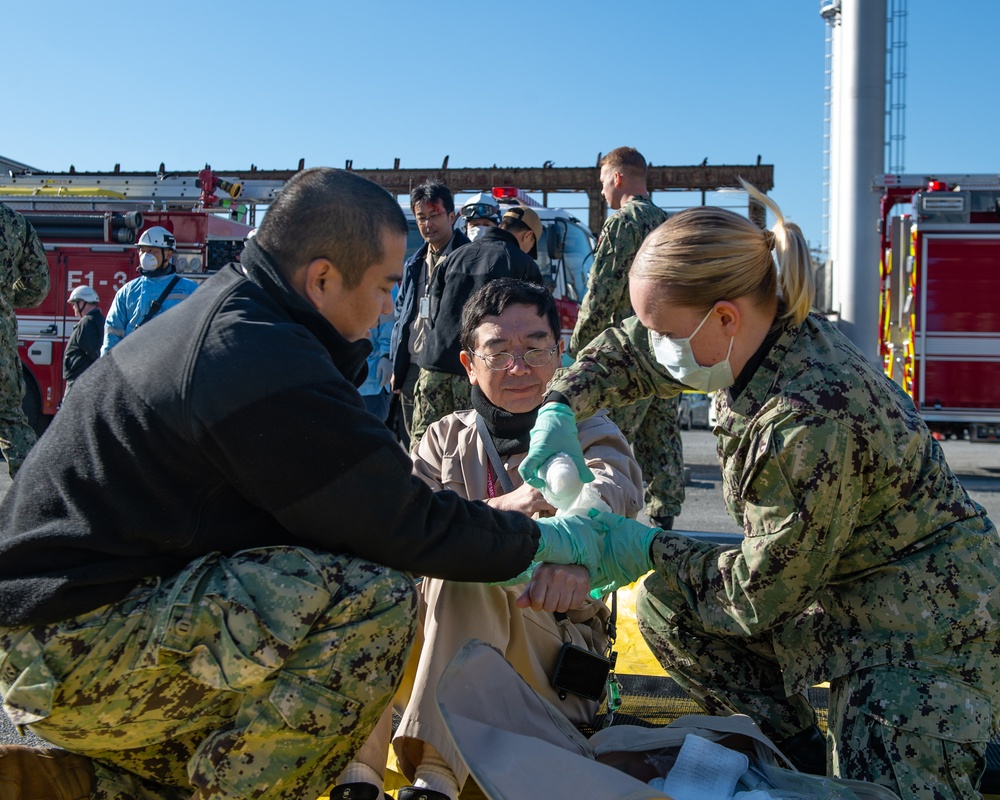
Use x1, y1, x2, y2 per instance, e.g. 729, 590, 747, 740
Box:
0, 168, 283, 224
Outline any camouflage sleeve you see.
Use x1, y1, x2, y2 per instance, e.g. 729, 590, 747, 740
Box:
648, 413, 866, 636
551, 315, 684, 419
569, 215, 635, 356
9, 215, 50, 309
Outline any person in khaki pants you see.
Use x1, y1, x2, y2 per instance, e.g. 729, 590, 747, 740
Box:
332, 278, 644, 800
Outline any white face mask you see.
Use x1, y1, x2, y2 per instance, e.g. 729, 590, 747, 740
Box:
138, 251, 160, 272
467, 223, 488, 242
650, 306, 736, 393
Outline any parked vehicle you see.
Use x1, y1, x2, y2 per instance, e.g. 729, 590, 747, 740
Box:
678, 391, 711, 430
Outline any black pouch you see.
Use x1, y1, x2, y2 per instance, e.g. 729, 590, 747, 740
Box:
551, 642, 614, 702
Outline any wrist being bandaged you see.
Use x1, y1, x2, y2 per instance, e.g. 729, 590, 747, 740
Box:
539, 452, 611, 516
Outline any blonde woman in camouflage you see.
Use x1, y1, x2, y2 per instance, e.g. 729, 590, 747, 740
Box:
518, 183, 1000, 799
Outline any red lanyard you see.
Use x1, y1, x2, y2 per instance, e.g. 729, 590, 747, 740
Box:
487, 462, 496, 498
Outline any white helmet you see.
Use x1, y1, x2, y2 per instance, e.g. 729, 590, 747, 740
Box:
68, 285, 100, 304
137, 226, 176, 250
460, 192, 501, 224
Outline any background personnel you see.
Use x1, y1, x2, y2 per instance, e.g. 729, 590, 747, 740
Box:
62, 285, 104, 399
389, 182, 469, 448
569, 147, 684, 529
102, 225, 198, 354
458, 192, 500, 241
0, 203, 49, 478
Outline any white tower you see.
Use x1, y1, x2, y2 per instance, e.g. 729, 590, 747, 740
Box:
822, 0, 886, 363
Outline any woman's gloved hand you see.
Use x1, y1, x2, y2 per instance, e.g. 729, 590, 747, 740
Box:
588, 511, 662, 598
518, 403, 595, 489
534, 514, 605, 579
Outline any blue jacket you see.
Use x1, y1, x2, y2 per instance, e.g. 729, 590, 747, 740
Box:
102, 270, 199, 354
389, 229, 469, 387
360, 285, 397, 397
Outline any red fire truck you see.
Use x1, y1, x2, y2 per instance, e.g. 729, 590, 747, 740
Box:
1, 168, 263, 432
876, 174, 1000, 442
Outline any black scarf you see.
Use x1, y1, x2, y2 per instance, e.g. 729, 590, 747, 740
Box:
471, 385, 538, 457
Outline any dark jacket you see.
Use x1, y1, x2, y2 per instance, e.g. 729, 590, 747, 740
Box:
389, 229, 469, 387
418, 227, 544, 375
0, 239, 538, 627
62, 307, 104, 390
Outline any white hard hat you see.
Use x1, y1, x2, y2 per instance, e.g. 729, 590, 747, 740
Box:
137, 226, 176, 250
68, 285, 100, 304
460, 192, 500, 223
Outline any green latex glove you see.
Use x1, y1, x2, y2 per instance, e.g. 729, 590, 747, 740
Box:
519, 403, 595, 489
534, 514, 605, 579
588, 511, 661, 598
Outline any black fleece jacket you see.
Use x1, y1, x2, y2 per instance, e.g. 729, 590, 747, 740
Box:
0, 240, 539, 627
418, 227, 543, 375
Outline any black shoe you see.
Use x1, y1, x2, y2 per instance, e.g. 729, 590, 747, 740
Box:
777, 725, 827, 776
397, 787, 452, 800
650, 514, 674, 530
329, 783, 391, 800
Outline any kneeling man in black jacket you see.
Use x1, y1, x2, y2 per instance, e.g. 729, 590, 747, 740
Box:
0, 168, 607, 800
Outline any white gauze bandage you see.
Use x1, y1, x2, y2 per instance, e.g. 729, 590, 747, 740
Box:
538, 452, 611, 516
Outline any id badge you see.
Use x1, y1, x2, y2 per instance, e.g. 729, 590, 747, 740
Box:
419, 296, 430, 319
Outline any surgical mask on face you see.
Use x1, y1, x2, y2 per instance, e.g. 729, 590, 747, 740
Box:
467, 223, 488, 242
138, 251, 159, 272
650, 306, 736, 392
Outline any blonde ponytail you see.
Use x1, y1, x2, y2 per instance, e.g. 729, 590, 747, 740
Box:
740, 181, 815, 324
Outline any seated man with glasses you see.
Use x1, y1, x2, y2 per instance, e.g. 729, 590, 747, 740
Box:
332, 278, 643, 800
409, 205, 545, 451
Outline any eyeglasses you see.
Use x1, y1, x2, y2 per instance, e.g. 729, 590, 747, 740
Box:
469, 345, 560, 371
460, 203, 499, 220
415, 210, 448, 225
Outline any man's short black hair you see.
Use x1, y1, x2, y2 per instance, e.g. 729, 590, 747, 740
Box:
498, 218, 530, 236
460, 278, 560, 352
255, 167, 408, 289
410, 181, 455, 214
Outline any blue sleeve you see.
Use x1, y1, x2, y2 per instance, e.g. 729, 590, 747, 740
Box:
102, 287, 130, 355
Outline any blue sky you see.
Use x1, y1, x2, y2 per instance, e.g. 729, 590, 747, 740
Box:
5, 1, 998, 250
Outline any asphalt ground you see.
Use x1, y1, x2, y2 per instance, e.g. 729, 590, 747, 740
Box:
0, 430, 997, 751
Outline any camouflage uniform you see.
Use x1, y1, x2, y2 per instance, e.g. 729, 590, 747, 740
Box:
0, 205, 49, 477
552, 312, 1000, 798
0, 546, 417, 800
409, 369, 472, 453
569, 197, 682, 520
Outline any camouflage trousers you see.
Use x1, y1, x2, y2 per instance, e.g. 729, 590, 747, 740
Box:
636, 570, 1000, 799
0, 355, 36, 478
0, 546, 417, 800
608, 393, 684, 519
410, 369, 472, 453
